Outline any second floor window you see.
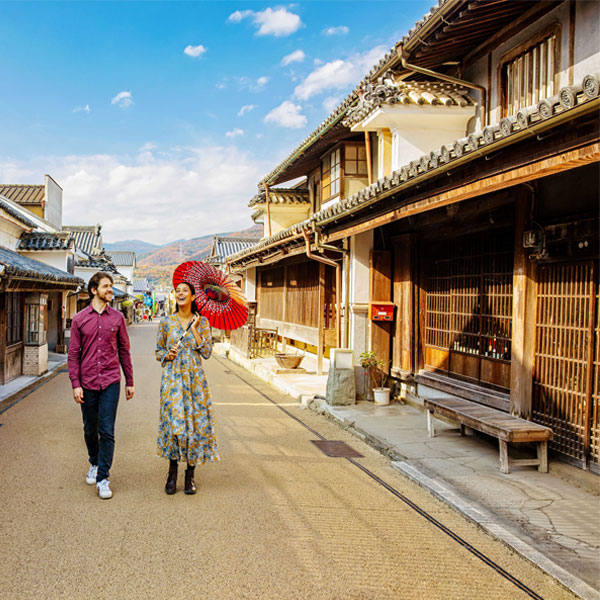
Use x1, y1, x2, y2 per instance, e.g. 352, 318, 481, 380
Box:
322, 148, 340, 200
500, 24, 559, 117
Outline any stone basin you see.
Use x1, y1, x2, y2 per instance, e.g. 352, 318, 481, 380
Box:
274, 353, 304, 369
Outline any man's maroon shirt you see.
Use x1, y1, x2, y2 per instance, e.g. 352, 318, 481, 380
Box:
68, 304, 134, 390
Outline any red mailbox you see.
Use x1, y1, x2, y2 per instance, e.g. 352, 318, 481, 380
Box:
369, 301, 395, 321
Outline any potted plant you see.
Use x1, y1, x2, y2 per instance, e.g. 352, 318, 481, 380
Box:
359, 351, 391, 405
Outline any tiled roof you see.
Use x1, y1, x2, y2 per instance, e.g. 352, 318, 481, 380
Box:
63, 225, 103, 256
0, 184, 44, 205
228, 75, 600, 265
18, 232, 74, 251
259, 0, 543, 186
107, 250, 136, 267
207, 236, 261, 264
248, 188, 310, 208
75, 250, 119, 274
112, 287, 127, 298
0, 245, 82, 285
133, 278, 151, 292
0, 195, 37, 228
344, 78, 475, 126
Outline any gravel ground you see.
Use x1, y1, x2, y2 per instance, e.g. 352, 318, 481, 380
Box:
0, 323, 577, 600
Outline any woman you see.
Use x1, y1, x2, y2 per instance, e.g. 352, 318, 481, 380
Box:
155, 281, 219, 494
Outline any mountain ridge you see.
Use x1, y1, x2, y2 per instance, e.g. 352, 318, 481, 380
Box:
124, 224, 262, 287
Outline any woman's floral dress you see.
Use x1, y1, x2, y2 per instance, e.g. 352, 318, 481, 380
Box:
155, 314, 219, 465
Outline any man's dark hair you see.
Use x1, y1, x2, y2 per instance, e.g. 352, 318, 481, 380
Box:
88, 271, 114, 296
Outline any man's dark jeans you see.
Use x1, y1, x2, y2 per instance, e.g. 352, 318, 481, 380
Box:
80, 382, 120, 482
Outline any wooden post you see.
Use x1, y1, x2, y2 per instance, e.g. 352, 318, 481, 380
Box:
364, 132, 373, 185
317, 263, 325, 375
265, 184, 272, 237
393, 235, 413, 374
369, 250, 392, 373
510, 188, 535, 418
282, 265, 288, 353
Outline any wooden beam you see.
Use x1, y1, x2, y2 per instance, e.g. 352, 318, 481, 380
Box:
317, 263, 325, 375
509, 188, 535, 419
365, 132, 373, 185
324, 142, 600, 243
369, 250, 392, 374
393, 235, 414, 374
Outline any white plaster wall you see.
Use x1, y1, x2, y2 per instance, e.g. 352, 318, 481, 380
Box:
0, 219, 23, 250
18, 250, 68, 272
44, 175, 63, 230
574, 1, 600, 83
245, 267, 257, 302
350, 231, 372, 305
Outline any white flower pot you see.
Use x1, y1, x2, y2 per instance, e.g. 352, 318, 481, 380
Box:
373, 387, 391, 406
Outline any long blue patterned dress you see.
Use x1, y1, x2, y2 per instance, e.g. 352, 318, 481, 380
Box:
155, 314, 219, 465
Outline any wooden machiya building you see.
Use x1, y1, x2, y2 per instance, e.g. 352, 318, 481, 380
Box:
229, 0, 600, 471
0, 247, 82, 385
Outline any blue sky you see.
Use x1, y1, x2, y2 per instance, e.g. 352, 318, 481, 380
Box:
0, 1, 432, 244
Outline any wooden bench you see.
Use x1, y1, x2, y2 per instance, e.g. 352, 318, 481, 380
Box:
424, 397, 553, 474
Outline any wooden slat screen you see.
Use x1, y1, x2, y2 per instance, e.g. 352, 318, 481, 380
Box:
323, 264, 336, 330
285, 262, 320, 328
257, 267, 284, 322
532, 262, 596, 465
503, 32, 556, 116
426, 232, 513, 361
591, 288, 600, 470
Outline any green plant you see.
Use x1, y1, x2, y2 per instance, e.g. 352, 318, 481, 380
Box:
359, 351, 388, 389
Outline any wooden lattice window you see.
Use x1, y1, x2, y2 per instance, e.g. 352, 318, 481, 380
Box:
6, 293, 23, 346
345, 144, 367, 177
533, 262, 598, 466
425, 232, 513, 362
321, 147, 341, 201
500, 23, 560, 116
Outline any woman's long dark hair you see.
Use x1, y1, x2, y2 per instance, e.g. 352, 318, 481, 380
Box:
174, 281, 199, 314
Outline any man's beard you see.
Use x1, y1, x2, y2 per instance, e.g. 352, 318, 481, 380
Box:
98, 290, 113, 303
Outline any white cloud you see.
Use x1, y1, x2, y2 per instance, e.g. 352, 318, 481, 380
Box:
294, 45, 387, 100
227, 9, 252, 23
281, 49, 305, 66
238, 104, 257, 116
313, 58, 323, 65
264, 100, 307, 128
139, 142, 157, 152
73, 104, 91, 113
228, 7, 302, 37
0, 148, 268, 244
255, 76, 269, 89
225, 128, 244, 138
324, 25, 349, 36
183, 44, 207, 58
323, 96, 341, 113
111, 91, 133, 109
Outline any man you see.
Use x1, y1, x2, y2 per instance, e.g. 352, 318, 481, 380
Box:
68, 271, 135, 499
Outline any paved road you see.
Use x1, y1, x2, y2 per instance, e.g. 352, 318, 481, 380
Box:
0, 324, 576, 599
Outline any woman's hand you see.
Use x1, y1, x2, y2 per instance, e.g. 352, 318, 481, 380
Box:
191, 313, 202, 332
165, 343, 179, 361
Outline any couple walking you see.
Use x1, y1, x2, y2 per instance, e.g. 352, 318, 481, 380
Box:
67, 271, 219, 499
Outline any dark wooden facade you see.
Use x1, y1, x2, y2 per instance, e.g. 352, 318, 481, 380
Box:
370, 161, 599, 470
256, 256, 337, 353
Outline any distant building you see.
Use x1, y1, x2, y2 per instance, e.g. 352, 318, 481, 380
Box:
0, 192, 81, 383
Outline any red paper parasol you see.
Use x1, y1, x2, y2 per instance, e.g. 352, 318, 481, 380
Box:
173, 261, 248, 331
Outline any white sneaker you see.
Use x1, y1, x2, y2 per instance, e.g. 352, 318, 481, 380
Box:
85, 465, 98, 485
96, 479, 113, 499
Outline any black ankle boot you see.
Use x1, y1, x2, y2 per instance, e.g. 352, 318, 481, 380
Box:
165, 460, 178, 495
184, 466, 196, 495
